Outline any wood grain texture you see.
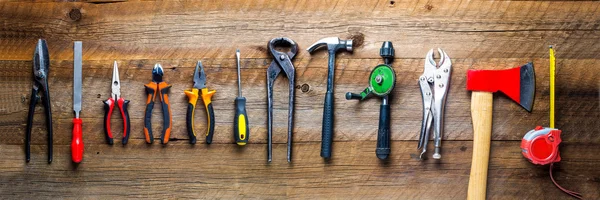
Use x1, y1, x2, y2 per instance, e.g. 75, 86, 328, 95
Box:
0, 0, 598, 199
0, 141, 599, 199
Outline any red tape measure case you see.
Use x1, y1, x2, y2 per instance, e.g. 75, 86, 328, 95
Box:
521, 126, 561, 165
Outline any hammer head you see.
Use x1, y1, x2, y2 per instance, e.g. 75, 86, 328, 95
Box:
466, 62, 535, 112
306, 37, 352, 53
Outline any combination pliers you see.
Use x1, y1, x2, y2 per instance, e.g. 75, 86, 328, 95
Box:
185, 61, 216, 144
418, 48, 452, 160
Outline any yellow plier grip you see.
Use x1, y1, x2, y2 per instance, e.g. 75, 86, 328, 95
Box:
185, 88, 216, 144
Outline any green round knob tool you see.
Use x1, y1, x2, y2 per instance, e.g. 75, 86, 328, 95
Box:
345, 64, 395, 100
369, 64, 396, 96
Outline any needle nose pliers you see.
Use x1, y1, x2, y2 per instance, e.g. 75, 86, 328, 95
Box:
103, 61, 131, 145
185, 61, 216, 144
143, 64, 172, 144
25, 39, 53, 163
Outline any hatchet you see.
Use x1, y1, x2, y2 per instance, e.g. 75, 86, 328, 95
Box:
466, 62, 535, 200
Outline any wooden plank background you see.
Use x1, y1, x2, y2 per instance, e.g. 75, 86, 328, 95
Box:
0, 0, 598, 199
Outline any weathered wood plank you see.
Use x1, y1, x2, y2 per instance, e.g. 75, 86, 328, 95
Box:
0, 141, 598, 199
0, 1, 599, 61
0, 1, 598, 199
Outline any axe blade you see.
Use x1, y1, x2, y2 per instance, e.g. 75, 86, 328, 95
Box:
466, 62, 535, 112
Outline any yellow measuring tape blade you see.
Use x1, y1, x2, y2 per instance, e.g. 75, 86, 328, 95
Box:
549, 46, 556, 128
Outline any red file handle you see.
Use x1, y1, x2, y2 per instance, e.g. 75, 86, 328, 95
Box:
72, 118, 83, 163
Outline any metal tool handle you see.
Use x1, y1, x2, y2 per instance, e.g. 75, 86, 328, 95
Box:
42, 89, 53, 163
418, 75, 432, 149
287, 75, 295, 163
376, 103, 391, 160
266, 72, 275, 162
25, 88, 39, 162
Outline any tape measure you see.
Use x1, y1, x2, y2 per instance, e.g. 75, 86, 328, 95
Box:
519, 47, 582, 199
521, 126, 561, 165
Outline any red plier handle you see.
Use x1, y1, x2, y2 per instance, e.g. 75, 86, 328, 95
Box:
103, 97, 131, 145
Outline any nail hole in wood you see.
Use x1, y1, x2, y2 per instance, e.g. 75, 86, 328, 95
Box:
301, 84, 310, 93
97, 94, 101, 98
425, 4, 433, 11
389, 1, 395, 6
69, 8, 82, 21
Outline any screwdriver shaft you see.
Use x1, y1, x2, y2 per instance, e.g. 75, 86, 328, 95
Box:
236, 49, 242, 97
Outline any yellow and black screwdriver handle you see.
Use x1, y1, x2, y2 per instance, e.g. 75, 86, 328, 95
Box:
234, 96, 249, 145
185, 88, 216, 144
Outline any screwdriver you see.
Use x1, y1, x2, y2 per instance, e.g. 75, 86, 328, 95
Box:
234, 49, 249, 145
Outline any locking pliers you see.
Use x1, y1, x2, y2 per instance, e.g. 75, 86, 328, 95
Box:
418, 48, 452, 160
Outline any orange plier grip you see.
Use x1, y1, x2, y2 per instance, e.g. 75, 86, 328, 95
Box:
185, 88, 215, 144
143, 82, 172, 144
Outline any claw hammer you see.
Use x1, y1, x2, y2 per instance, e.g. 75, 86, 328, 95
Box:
307, 37, 352, 159
466, 63, 535, 199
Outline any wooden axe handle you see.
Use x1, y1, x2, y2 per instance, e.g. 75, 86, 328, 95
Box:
467, 91, 493, 200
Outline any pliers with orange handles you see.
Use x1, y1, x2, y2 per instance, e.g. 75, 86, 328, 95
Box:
185, 61, 216, 144
143, 64, 172, 144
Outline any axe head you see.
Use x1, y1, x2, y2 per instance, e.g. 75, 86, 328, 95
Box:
466, 62, 535, 112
